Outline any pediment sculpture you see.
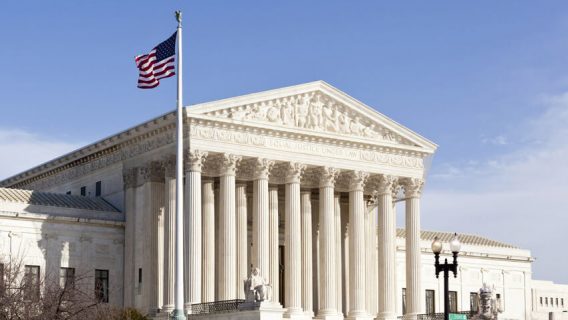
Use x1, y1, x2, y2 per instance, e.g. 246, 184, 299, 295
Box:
205, 91, 409, 145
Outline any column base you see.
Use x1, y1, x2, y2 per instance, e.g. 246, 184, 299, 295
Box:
402, 314, 418, 320
375, 312, 397, 320
285, 307, 310, 319
315, 311, 343, 320
346, 310, 373, 320
161, 304, 175, 313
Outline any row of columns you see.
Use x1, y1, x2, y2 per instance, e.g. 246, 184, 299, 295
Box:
122, 152, 425, 320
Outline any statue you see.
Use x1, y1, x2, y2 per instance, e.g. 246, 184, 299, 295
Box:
244, 267, 272, 302
471, 284, 504, 320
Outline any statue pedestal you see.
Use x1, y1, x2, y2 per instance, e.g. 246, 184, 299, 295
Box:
237, 301, 285, 320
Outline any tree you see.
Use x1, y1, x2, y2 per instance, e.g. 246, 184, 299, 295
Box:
0, 257, 148, 320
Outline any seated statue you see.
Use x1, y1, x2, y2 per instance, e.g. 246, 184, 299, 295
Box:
243, 267, 272, 302
471, 284, 503, 320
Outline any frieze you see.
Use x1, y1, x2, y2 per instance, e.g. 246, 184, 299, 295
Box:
204, 91, 413, 146
191, 125, 424, 171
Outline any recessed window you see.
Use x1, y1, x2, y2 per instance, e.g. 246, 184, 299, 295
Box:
546, 297, 549, 306
80, 186, 86, 196
24, 265, 40, 301
402, 288, 407, 314
449, 291, 458, 312
562, 298, 564, 307
0, 263, 4, 296
470, 292, 479, 312
95, 181, 102, 197
95, 269, 109, 303
60, 267, 75, 290
137, 268, 142, 295
426, 289, 435, 314
66, 191, 71, 195
540, 297, 543, 306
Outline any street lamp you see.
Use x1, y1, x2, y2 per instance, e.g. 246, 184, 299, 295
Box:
431, 233, 461, 320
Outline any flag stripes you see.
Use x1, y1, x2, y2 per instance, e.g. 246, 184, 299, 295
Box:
135, 32, 177, 89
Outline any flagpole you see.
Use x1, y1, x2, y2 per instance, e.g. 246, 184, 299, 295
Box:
173, 10, 186, 320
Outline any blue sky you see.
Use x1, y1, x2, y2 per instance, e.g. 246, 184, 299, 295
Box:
1, 1, 567, 284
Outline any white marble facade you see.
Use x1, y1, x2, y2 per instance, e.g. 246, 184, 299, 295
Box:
0, 81, 560, 320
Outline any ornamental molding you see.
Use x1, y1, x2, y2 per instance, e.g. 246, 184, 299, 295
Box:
190, 124, 425, 171
402, 177, 424, 198
8, 125, 177, 190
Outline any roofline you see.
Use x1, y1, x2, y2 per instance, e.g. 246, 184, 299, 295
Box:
1, 80, 437, 186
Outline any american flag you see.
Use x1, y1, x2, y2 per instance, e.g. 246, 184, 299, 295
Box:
135, 32, 177, 89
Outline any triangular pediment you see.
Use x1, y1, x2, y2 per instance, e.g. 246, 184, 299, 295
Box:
188, 81, 437, 152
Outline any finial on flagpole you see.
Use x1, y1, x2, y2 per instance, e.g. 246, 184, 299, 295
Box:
175, 10, 182, 26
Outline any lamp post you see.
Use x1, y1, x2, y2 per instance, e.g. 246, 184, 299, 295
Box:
431, 233, 461, 320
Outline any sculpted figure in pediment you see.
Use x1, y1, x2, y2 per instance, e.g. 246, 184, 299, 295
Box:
295, 94, 311, 128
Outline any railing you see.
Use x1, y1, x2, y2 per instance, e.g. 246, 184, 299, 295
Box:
188, 299, 245, 315
415, 311, 476, 320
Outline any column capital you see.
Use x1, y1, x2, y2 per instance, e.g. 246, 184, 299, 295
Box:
220, 153, 242, 176
348, 171, 369, 192
403, 178, 424, 198
285, 162, 306, 184
163, 155, 176, 178
376, 174, 397, 195
318, 166, 340, 188
141, 161, 165, 183
185, 150, 208, 173
253, 158, 275, 180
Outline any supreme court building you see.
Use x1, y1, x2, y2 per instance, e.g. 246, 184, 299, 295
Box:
3, 81, 559, 320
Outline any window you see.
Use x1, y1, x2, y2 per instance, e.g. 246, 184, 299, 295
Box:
449, 291, 458, 312
95, 181, 102, 197
556, 298, 559, 307
137, 268, 142, 295
562, 298, 564, 307
60, 268, 75, 290
24, 265, 40, 301
540, 297, 543, 306
470, 292, 479, 312
95, 269, 109, 303
80, 186, 86, 196
0, 263, 4, 296
66, 191, 71, 195
426, 290, 435, 314
546, 297, 549, 306
402, 288, 407, 315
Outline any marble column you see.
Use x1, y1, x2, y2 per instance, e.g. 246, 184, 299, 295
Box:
219, 154, 241, 300
334, 193, 343, 316
377, 175, 397, 320
347, 171, 370, 320
122, 167, 138, 308
285, 163, 305, 317
162, 157, 176, 312
301, 190, 314, 317
252, 158, 274, 279
236, 183, 248, 300
269, 185, 280, 303
142, 161, 165, 315
318, 167, 340, 319
404, 178, 424, 319
202, 179, 215, 302
184, 151, 207, 310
